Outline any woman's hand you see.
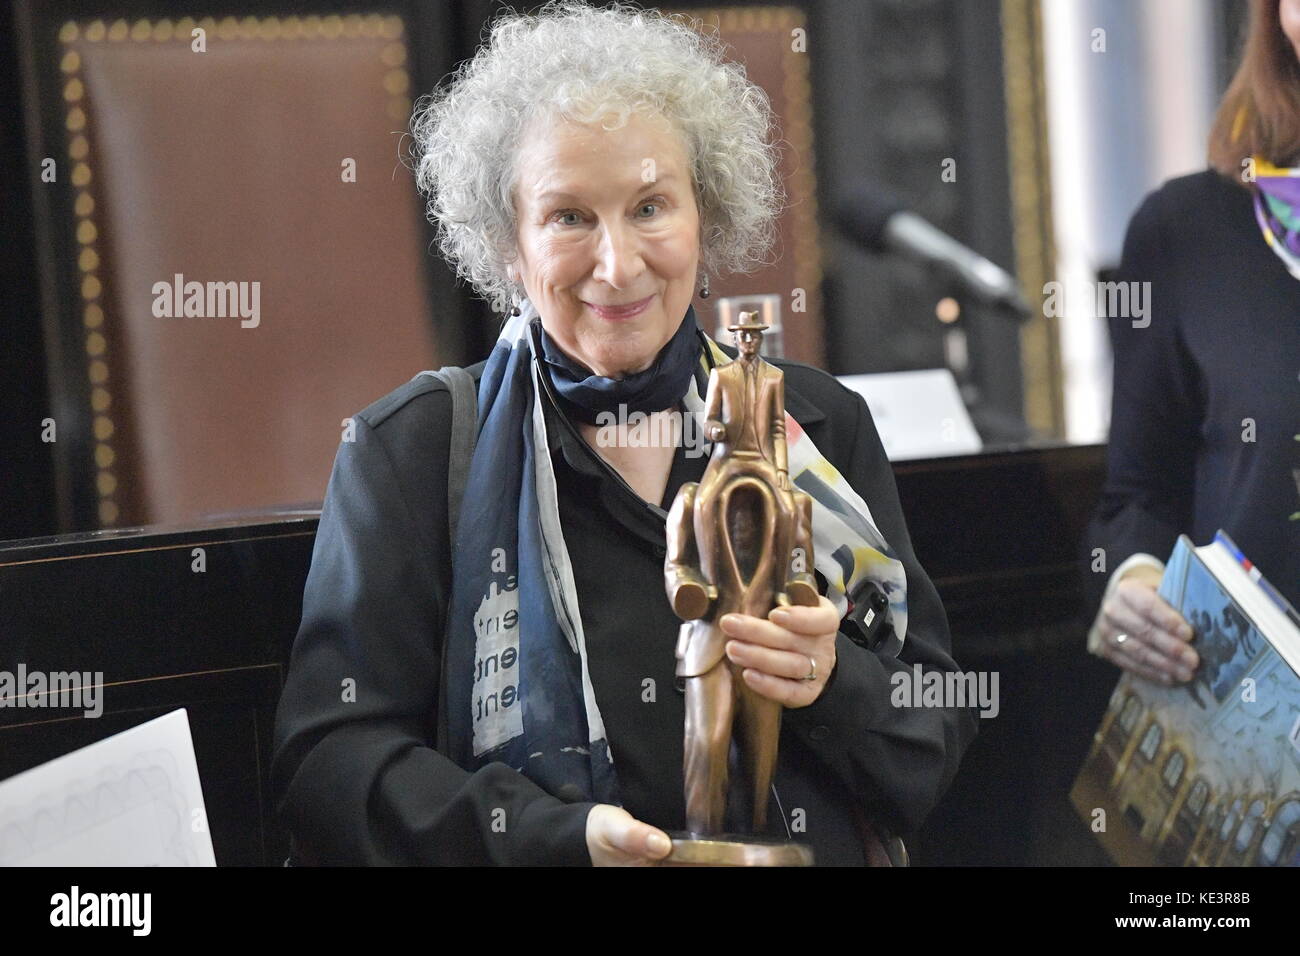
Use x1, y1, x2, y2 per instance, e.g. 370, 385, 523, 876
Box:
585, 804, 673, 866
720, 595, 840, 707
1090, 564, 1198, 684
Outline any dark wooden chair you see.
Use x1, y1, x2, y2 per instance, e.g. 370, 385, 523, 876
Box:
16, 4, 458, 530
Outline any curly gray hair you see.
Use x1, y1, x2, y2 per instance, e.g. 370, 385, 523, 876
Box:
409, 0, 785, 313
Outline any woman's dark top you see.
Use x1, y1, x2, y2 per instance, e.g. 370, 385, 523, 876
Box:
1087, 169, 1300, 612
271, 350, 979, 865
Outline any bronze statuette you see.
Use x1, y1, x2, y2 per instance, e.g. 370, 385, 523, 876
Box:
663, 313, 818, 866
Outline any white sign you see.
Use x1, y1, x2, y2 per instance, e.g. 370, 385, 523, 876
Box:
837, 369, 982, 461
0, 709, 217, 866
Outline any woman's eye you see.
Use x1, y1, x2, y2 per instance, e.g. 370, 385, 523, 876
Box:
551, 201, 661, 226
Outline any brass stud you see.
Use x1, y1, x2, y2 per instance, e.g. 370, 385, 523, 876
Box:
81, 274, 101, 300
380, 15, 404, 39
66, 106, 86, 131
95, 443, 115, 468
97, 470, 118, 496
78, 247, 99, 272
91, 386, 112, 412
75, 217, 96, 247
383, 70, 409, 96
60, 50, 81, 73
98, 499, 118, 525
130, 19, 152, 42
88, 359, 108, 384
153, 19, 174, 42
71, 162, 91, 186
380, 43, 406, 67
217, 17, 239, 40
86, 330, 106, 356
321, 15, 343, 38
85, 20, 106, 42
63, 78, 84, 102
69, 134, 89, 160
75, 192, 94, 216
59, 21, 79, 43
259, 18, 281, 40
281, 17, 302, 40
84, 302, 104, 328
93, 415, 114, 440
107, 19, 128, 42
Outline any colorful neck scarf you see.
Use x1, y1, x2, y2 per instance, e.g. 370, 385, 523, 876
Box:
432, 299, 908, 806
1251, 156, 1300, 281
537, 302, 702, 424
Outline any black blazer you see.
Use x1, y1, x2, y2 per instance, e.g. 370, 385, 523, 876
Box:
1083, 170, 1300, 613
271, 351, 979, 864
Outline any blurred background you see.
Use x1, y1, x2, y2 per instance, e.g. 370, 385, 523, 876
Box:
0, 0, 1247, 539
0, 0, 1258, 865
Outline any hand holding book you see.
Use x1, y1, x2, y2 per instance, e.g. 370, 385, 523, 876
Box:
1073, 533, 1300, 867
1089, 563, 1199, 685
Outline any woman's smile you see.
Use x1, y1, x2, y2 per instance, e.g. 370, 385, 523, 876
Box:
583, 294, 655, 321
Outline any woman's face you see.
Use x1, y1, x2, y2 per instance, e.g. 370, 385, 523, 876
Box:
510, 110, 700, 378
1283, 0, 1300, 62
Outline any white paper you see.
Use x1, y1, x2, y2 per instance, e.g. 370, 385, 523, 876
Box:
837, 369, 982, 461
0, 709, 217, 866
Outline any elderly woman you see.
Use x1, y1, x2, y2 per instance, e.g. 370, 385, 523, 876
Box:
272, 0, 976, 866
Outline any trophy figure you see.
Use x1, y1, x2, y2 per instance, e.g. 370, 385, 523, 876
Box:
662, 313, 819, 866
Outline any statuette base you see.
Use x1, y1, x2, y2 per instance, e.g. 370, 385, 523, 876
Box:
662, 833, 814, 867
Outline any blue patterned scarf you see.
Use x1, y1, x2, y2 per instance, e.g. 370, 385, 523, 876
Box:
438, 300, 908, 806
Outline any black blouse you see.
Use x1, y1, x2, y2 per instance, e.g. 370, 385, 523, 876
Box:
271, 350, 979, 865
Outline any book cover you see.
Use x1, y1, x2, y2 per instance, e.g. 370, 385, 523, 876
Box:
1070, 534, 1300, 866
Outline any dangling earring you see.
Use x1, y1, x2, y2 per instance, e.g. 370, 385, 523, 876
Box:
699, 273, 710, 299
506, 273, 522, 315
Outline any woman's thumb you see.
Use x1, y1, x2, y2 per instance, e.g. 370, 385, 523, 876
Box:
616, 817, 671, 858
640, 827, 672, 858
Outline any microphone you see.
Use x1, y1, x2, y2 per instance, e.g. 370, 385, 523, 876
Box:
833, 183, 1032, 319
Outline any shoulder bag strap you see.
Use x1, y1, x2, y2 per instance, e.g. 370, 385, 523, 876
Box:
419, 366, 479, 755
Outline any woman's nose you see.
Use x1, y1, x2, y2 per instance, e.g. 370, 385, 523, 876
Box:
592, 219, 645, 288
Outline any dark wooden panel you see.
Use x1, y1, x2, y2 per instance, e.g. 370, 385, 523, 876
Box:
897, 442, 1107, 642
0, 514, 317, 866
0, 668, 282, 867
895, 443, 1117, 865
